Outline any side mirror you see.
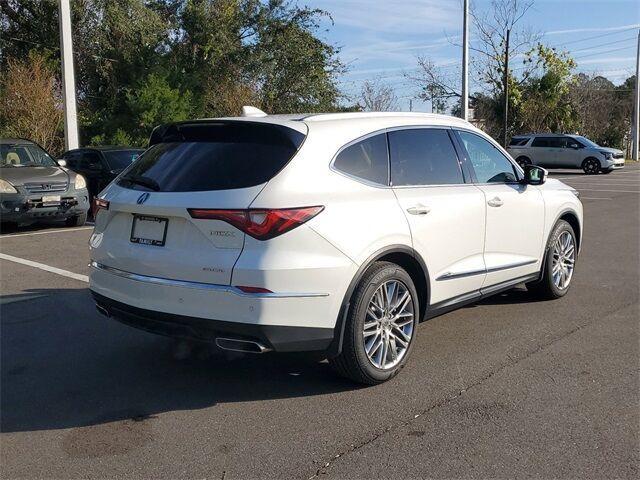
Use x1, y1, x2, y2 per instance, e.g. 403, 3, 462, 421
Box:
523, 164, 547, 185
57, 159, 67, 167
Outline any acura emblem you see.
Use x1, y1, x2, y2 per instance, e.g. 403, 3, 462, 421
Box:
137, 192, 150, 204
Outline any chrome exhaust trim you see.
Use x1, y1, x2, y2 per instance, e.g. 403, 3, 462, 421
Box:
215, 337, 272, 354
95, 303, 110, 317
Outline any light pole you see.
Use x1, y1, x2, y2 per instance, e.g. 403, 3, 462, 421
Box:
633, 30, 639, 161
58, 0, 79, 150
462, 0, 469, 121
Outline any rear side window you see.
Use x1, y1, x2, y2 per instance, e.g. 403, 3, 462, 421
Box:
531, 137, 553, 147
388, 129, 463, 186
333, 133, 389, 185
118, 122, 305, 192
509, 137, 529, 146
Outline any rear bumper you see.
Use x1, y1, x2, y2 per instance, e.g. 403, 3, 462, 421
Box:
92, 291, 334, 352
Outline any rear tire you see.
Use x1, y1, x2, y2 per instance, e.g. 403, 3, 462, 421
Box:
65, 212, 87, 227
527, 220, 577, 300
582, 157, 601, 175
329, 261, 419, 385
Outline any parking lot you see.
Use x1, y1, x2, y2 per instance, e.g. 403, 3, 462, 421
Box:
1, 165, 638, 478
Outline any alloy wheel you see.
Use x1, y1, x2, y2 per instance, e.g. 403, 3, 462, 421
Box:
583, 159, 599, 174
552, 231, 575, 290
363, 280, 415, 370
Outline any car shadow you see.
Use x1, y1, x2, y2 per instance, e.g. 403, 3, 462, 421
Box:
1, 288, 357, 433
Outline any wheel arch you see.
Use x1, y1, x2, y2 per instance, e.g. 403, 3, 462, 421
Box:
558, 210, 582, 253
326, 245, 430, 358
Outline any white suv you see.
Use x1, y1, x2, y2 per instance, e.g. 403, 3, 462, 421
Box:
507, 133, 625, 174
90, 110, 583, 384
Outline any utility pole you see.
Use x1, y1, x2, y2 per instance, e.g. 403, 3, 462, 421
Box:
633, 29, 639, 161
58, 0, 79, 150
503, 28, 510, 148
409, 99, 413, 112
461, 0, 469, 121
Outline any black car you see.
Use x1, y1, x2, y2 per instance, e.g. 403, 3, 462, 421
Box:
61, 146, 144, 201
0, 138, 90, 227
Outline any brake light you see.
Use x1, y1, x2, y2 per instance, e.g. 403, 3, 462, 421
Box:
187, 206, 324, 240
93, 198, 109, 217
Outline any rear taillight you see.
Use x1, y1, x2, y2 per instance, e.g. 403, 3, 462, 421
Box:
187, 206, 324, 240
93, 198, 109, 217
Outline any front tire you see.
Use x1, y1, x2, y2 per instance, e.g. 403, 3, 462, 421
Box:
330, 261, 419, 385
582, 157, 601, 175
527, 220, 577, 300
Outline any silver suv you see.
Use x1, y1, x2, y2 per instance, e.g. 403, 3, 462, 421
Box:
507, 134, 625, 174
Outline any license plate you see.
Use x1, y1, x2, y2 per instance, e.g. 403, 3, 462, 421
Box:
130, 215, 168, 246
41, 195, 61, 204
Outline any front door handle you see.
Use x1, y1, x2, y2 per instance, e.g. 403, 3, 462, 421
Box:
487, 197, 503, 207
407, 204, 431, 215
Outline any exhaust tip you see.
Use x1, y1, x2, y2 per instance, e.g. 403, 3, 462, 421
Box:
216, 337, 271, 354
95, 303, 110, 317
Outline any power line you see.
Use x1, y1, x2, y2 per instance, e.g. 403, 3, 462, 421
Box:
552, 26, 639, 47
569, 36, 636, 53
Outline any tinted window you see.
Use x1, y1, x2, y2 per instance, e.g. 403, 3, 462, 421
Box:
388, 129, 463, 186
118, 122, 305, 192
84, 151, 103, 170
104, 150, 143, 170
531, 137, 553, 147
548, 138, 565, 148
457, 131, 518, 183
333, 133, 388, 185
509, 137, 529, 146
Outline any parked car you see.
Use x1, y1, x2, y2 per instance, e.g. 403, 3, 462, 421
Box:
89, 110, 583, 384
61, 146, 144, 202
1, 138, 89, 227
507, 133, 625, 174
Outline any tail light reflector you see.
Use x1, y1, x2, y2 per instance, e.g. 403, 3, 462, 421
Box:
187, 206, 324, 240
93, 198, 109, 217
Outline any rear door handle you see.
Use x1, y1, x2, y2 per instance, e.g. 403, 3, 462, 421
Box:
487, 197, 503, 207
407, 204, 431, 215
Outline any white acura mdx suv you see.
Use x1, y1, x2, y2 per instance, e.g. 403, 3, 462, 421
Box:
90, 109, 583, 384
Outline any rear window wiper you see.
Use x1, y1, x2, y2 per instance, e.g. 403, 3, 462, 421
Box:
122, 174, 161, 191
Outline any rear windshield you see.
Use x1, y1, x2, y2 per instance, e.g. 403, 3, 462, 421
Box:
117, 122, 305, 192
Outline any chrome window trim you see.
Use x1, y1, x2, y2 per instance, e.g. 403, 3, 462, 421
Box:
90, 261, 328, 298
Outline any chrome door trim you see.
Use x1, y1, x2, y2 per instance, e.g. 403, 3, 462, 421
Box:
436, 259, 538, 281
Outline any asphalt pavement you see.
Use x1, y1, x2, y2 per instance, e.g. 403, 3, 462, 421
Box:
1, 164, 638, 479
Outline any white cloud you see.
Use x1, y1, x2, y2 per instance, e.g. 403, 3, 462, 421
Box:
546, 23, 640, 35
316, 0, 461, 33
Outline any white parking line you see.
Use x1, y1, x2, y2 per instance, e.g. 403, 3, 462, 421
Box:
0, 226, 93, 239
0, 253, 88, 283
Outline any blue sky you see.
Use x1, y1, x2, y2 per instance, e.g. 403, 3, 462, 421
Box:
312, 0, 640, 111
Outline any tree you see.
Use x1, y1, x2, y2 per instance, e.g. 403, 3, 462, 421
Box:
360, 79, 397, 111
124, 74, 193, 146
0, 53, 64, 155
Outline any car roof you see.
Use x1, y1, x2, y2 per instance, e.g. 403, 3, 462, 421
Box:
65, 146, 144, 152
208, 111, 476, 135
0, 138, 36, 145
